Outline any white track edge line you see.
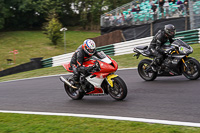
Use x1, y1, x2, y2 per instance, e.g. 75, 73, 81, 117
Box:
0, 67, 137, 83
0, 110, 200, 127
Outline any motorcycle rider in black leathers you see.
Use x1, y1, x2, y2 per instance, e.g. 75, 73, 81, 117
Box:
149, 24, 176, 72
70, 39, 98, 85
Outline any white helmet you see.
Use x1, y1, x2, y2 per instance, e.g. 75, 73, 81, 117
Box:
82, 39, 96, 56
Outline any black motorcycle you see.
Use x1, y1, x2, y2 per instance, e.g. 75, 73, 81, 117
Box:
133, 39, 200, 81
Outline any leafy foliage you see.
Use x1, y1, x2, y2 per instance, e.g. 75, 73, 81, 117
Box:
43, 12, 63, 46
0, 0, 9, 29
0, 0, 133, 30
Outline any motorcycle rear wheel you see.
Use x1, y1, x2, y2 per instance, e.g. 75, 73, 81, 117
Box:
182, 57, 200, 80
108, 76, 127, 100
64, 79, 84, 100
138, 59, 157, 81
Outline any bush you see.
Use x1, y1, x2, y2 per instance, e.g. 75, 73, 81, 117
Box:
43, 12, 63, 46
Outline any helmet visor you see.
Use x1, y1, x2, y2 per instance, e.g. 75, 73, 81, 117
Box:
169, 30, 176, 36
88, 49, 94, 53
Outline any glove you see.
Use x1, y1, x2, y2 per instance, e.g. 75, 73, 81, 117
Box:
88, 61, 100, 73
93, 61, 101, 71
86, 64, 96, 73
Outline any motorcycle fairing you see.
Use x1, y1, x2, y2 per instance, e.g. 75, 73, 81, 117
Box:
86, 73, 118, 94
171, 54, 186, 58
63, 63, 73, 72
86, 74, 106, 88
171, 39, 193, 55
86, 87, 104, 94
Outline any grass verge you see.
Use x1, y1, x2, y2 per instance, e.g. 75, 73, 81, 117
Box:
0, 31, 100, 70
0, 113, 200, 133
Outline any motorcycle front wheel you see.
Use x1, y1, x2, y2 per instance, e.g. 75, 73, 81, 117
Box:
138, 59, 157, 81
64, 79, 84, 100
182, 57, 200, 80
108, 76, 127, 100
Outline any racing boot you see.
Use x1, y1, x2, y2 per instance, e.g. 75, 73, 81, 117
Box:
151, 65, 157, 72
150, 59, 158, 72
151, 58, 163, 73
72, 74, 79, 83
151, 64, 162, 73
157, 64, 165, 74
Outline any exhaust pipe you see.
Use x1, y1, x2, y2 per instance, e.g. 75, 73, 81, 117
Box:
59, 76, 77, 89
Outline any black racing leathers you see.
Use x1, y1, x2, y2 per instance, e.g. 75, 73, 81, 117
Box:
70, 45, 97, 82
149, 30, 174, 66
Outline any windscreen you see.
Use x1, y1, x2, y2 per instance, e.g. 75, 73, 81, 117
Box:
96, 51, 107, 59
89, 51, 107, 61
172, 39, 190, 49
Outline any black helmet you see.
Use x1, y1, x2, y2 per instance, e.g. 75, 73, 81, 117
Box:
164, 24, 176, 38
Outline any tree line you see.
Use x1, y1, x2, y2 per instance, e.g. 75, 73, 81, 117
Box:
0, 0, 132, 30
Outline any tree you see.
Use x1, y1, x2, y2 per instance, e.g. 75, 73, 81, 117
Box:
0, 0, 10, 29
3, 0, 54, 29
72, 0, 108, 30
43, 11, 63, 46
1, 0, 133, 30
0, 0, 4, 29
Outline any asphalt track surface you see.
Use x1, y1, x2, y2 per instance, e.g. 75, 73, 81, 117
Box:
0, 69, 200, 123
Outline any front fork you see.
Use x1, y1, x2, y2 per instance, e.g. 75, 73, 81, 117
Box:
106, 74, 118, 87
182, 57, 188, 71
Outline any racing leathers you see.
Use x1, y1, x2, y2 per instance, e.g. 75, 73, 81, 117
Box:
70, 45, 97, 82
149, 30, 174, 70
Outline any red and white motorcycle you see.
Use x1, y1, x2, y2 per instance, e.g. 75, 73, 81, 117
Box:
60, 51, 127, 100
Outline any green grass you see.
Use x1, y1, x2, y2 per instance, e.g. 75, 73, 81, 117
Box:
0, 31, 100, 70
189, 43, 200, 61
0, 113, 200, 133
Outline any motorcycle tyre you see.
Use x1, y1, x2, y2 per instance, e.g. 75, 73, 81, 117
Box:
182, 57, 200, 80
138, 59, 157, 81
108, 76, 127, 100
64, 80, 84, 100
